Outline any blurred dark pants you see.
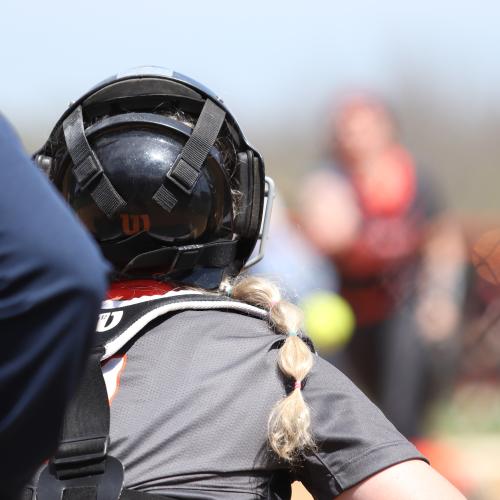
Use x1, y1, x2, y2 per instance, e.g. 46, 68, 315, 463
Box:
329, 298, 458, 438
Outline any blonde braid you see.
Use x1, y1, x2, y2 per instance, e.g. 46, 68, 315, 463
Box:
228, 275, 315, 462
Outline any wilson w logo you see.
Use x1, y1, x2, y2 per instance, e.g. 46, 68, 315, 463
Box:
120, 214, 151, 235
97, 311, 124, 332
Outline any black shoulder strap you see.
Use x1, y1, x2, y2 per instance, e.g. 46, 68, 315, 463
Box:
32, 347, 177, 500
52, 348, 110, 479
35, 347, 124, 500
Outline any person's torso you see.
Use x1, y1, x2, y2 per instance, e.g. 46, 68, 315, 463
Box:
103, 296, 290, 499
331, 152, 437, 325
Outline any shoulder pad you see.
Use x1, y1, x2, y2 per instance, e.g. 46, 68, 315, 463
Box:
95, 293, 268, 360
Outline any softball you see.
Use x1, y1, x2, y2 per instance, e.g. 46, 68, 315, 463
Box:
301, 292, 355, 353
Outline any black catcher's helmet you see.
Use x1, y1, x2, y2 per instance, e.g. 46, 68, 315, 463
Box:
35, 67, 274, 288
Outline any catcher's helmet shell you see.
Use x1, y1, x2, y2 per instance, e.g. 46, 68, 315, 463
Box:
35, 67, 268, 287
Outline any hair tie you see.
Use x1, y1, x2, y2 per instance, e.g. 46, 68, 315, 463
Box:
270, 299, 280, 308
219, 282, 233, 297
294, 380, 302, 391
287, 331, 298, 337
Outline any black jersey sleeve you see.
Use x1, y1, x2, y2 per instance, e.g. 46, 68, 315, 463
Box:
296, 356, 427, 498
0, 114, 109, 496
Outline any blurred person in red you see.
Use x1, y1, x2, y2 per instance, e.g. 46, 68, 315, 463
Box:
299, 93, 467, 439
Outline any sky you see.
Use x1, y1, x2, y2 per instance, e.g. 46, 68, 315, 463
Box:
2, 0, 500, 143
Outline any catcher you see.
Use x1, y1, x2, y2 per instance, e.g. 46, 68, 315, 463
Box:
25, 68, 464, 500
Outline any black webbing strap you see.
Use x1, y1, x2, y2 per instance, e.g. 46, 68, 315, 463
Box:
153, 99, 226, 212
33, 347, 124, 499
51, 348, 109, 480
63, 106, 126, 218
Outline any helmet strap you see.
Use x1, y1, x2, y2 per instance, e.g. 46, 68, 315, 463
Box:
63, 106, 127, 218
153, 99, 226, 212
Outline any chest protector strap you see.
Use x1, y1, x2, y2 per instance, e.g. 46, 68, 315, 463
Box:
30, 294, 267, 500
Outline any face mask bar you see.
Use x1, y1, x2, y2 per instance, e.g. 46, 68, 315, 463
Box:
244, 176, 275, 269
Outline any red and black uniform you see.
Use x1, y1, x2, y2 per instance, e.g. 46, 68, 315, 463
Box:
330, 146, 441, 437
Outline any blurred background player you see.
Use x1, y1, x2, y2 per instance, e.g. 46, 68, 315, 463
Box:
298, 93, 468, 439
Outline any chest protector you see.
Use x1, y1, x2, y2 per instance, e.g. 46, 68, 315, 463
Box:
26, 294, 270, 500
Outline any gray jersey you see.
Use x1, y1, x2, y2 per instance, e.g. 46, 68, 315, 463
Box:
105, 302, 425, 499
